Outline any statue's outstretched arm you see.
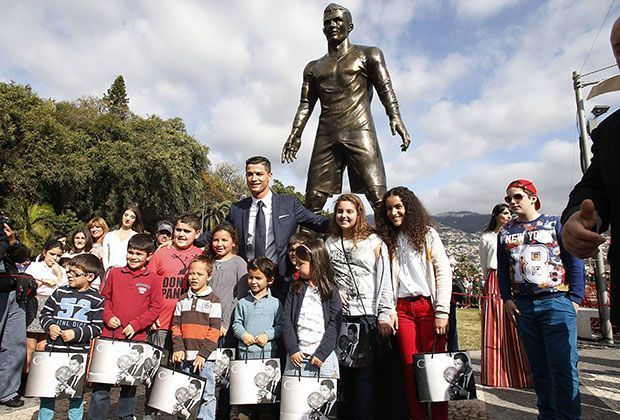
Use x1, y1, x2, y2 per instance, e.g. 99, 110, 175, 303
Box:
282, 64, 318, 163
368, 48, 411, 152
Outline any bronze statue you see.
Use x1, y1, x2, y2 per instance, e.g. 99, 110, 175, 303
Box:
281, 3, 410, 212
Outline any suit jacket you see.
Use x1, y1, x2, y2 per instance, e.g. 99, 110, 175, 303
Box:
226, 192, 330, 297
562, 109, 620, 325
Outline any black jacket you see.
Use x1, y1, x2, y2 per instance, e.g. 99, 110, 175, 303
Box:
282, 282, 342, 362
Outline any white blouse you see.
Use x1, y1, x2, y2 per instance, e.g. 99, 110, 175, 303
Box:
297, 286, 325, 354
25, 261, 68, 297
102, 230, 137, 270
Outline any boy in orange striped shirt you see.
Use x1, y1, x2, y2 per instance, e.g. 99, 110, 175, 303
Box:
172, 254, 222, 420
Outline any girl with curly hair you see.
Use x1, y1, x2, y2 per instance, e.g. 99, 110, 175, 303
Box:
324, 194, 394, 419
375, 186, 452, 420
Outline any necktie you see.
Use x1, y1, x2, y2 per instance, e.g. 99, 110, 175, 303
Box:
254, 200, 266, 258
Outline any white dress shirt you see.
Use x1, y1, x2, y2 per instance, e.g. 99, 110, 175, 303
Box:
396, 233, 432, 298
246, 190, 277, 262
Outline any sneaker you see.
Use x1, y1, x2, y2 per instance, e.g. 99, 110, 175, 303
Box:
1, 396, 25, 408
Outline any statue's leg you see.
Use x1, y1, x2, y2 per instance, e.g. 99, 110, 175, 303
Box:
305, 190, 329, 214
365, 185, 387, 215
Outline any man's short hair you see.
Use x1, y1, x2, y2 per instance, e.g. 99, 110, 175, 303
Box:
265, 360, 278, 369
347, 324, 358, 334
222, 349, 234, 358
247, 257, 277, 280
131, 345, 144, 354
245, 156, 271, 172
71, 354, 84, 364
127, 234, 156, 254
453, 352, 468, 364
175, 213, 202, 231
69, 254, 104, 282
190, 379, 202, 388
324, 3, 352, 25
320, 379, 335, 390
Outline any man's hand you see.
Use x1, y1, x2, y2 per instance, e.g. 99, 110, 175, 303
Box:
390, 116, 411, 152
435, 317, 448, 335
61, 329, 75, 342
151, 319, 160, 330
572, 301, 580, 313
562, 199, 606, 258
49, 324, 62, 340
172, 350, 185, 363
108, 316, 121, 329
3, 223, 17, 246
505, 300, 521, 323
281, 134, 302, 163
193, 355, 206, 373
255, 333, 269, 347
290, 351, 304, 368
122, 324, 135, 339
242, 332, 256, 346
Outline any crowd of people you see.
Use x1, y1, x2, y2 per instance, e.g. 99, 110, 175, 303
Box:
0, 152, 600, 420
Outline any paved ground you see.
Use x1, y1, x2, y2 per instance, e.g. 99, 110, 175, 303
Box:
4, 339, 619, 419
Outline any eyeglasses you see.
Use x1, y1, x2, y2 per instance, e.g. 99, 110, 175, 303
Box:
504, 193, 527, 204
67, 271, 88, 278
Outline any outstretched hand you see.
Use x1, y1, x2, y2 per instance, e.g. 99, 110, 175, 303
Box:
281, 134, 302, 163
562, 199, 606, 258
390, 117, 411, 152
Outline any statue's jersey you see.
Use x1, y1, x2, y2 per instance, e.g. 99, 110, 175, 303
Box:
302, 44, 399, 134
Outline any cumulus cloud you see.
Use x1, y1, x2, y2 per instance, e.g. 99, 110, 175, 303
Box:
0, 0, 618, 216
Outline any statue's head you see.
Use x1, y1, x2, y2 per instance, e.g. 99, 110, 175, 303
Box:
323, 3, 353, 43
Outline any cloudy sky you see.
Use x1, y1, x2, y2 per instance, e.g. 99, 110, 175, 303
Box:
1, 0, 618, 215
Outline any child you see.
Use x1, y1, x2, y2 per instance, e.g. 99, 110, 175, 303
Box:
231, 257, 283, 419
209, 222, 248, 345
171, 254, 222, 420
375, 186, 453, 420
148, 213, 203, 355
286, 232, 312, 282
282, 238, 342, 378
324, 194, 393, 419
25, 240, 68, 371
498, 179, 584, 419
88, 234, 163, 420
38, 254, 105, 420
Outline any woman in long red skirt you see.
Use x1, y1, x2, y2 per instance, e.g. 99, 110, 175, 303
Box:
479, 204, 532, 388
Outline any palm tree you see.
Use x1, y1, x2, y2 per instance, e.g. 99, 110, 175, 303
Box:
12, 202, 56, 252
203, 201, 231, 232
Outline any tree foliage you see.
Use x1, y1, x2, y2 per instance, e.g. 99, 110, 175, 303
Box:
0, 79, 211, 233
103, 75, 129, 119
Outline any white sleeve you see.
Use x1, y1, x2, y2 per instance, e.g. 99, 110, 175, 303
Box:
427, 228, 452, 318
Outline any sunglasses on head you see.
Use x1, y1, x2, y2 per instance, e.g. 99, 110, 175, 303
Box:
504, 193, 528, 204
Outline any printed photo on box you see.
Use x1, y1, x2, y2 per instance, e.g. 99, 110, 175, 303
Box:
280, 376, 337, 420
229, 358, 281, 405
25, 352, 87, 399
335, 322, 371, 368
147, 365, 206, 419
414, 351, 477, 402
209, 348, 234, 388
87, 338, 158, 386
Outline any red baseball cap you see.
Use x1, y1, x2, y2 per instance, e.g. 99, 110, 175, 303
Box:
506, 179, 541, 210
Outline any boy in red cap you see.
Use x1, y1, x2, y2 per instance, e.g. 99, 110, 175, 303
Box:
497, 179, 584, 419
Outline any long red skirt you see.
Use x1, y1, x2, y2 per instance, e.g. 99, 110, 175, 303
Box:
480, 270, 533, 388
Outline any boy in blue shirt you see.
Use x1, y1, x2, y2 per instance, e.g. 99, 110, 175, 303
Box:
498, 179, 585, 420
231, 257, 283, 419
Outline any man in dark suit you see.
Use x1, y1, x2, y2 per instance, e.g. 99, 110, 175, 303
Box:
225, 156, 330, 300
562, 17, 620, 326
319, 380, 337, 418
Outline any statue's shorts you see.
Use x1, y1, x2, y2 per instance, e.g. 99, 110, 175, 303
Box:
306, 128, 386, 196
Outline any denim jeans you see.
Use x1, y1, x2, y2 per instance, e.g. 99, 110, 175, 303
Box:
0, 291, 26, 402
283, 351, 340, 378
39, 397, 83, 420
515, 295, 580, 420
88, 383, 137, 420
181, 360, 216, 420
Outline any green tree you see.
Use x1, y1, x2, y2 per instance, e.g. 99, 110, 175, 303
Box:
271, 179, 305, 203
103, 75, 129, 119
202, 201, 231, 232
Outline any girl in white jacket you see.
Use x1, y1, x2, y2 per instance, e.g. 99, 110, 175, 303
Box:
376, 186, 452, 420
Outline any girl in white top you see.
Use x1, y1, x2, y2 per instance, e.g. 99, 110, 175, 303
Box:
102, 204, 143, 270
375, 186, 452, 420
87, 216, 109, 260
325, 194, 393, 419
25, 239, 68, 371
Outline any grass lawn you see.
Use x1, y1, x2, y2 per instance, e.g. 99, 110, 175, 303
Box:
456, 308, 481, 351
